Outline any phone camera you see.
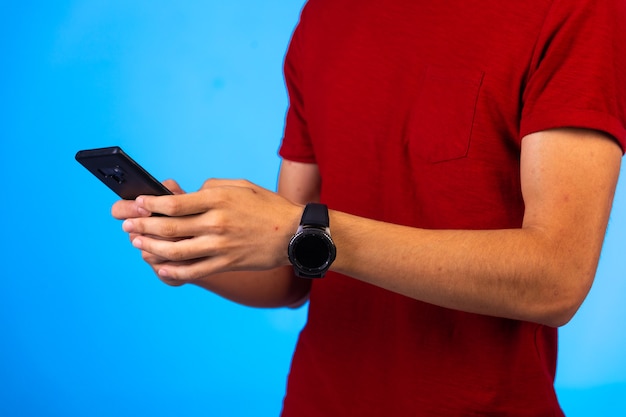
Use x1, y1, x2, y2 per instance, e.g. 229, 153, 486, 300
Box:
98, 166, 127, 185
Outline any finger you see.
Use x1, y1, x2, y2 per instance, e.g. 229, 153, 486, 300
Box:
135, 192, 208, 217
140, 248, 172, 265
157, 274, 186, 287
135, 187, 232, 216
123, 215, 203, 240
131, 234, 218, 262
111, 199, 151, 219
140, 256, 187, 287
128, 230, 185, 244
156, 257, 228, 282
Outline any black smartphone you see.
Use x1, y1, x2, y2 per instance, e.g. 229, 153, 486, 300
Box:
75, 146, 173, 200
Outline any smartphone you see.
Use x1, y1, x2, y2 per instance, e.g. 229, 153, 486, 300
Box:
75, 146, 173, 200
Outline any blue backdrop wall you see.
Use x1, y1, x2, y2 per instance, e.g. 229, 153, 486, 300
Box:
1, 2, 624, 416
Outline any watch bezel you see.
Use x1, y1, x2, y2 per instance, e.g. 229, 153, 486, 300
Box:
288, 227, 336, 278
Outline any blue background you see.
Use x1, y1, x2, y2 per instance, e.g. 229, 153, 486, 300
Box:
1, 1, 624, 416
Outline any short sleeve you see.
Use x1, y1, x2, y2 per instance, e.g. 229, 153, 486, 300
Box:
520, 0, 626, 153
278, 7, 317, 164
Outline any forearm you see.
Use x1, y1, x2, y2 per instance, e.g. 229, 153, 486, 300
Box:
328, 130, 621, 327
190, 266, 310, 309
330, 211, 598, 327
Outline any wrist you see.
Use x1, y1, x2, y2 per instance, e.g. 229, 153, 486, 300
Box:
287, 203, 337, 278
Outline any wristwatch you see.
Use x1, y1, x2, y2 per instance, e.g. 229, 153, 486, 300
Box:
288, 203, 337, 278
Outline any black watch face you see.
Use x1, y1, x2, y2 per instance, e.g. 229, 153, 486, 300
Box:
294, 233, 330, 269
290, 229, 336, 273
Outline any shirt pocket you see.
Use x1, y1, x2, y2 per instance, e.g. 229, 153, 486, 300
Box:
407, 66, 484, 163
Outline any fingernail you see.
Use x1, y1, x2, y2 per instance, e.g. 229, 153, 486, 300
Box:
135, 197, 151, 216
122, 220, 134, 232
158, 268, 171, 278
131, 237, 142, 249
137, 207, 151, 217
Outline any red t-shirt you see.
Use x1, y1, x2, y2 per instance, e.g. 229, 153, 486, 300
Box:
279, 0, 626, 415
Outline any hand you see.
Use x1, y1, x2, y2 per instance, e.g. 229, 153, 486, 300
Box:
111, 179, 185, 220
110, 179, 187, 285
119, 179, 303, 284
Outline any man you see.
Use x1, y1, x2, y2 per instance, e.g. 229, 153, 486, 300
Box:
113, 0, 626, 415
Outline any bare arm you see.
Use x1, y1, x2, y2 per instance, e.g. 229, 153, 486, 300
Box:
329, 128, 622, 326
125, 128, 621, 326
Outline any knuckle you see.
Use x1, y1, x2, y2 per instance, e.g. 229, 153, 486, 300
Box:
164, 245, 186, 262
162, 198, 183, 215
207, 213, 228, 235
157, 221, 179, 238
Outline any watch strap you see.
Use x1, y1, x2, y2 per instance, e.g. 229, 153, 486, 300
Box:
301, 203, 330, 228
